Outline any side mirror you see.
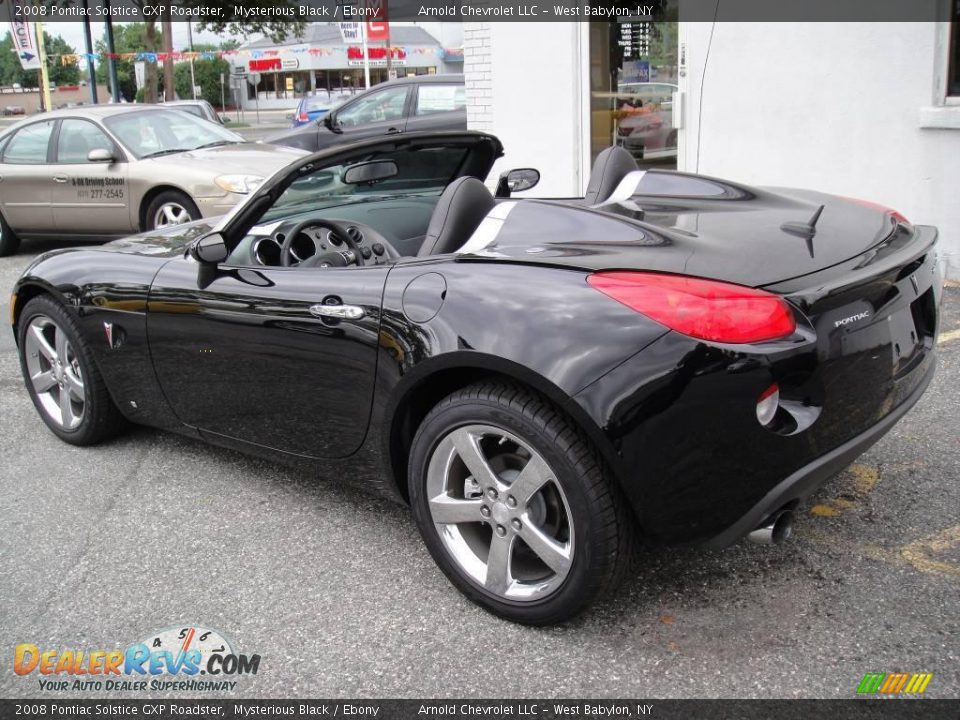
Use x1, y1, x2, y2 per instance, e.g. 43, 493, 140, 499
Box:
495, 168, 540, 198
88, 148, 115, 163
218, 114, 229, 124
323, 113, 341, 133
192, 232, 228, 264
342, 159, 398, 185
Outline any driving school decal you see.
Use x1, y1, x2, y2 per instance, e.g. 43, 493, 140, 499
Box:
71, 176, 125, 201
13, 625, 260, 693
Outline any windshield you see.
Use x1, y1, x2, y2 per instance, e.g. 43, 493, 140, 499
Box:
260, 146, 469, 224
104, 109, 242, 159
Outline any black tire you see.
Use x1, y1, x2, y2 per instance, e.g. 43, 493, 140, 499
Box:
409, 381, 635, 625
17, 295, 126, 446
0, 210, 21, 256
144, 190, 200, 231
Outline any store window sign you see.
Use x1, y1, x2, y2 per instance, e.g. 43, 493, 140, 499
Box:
622, 60, 650, 83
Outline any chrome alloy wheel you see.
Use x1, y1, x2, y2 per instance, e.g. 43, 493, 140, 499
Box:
153, 202, 191, 228
426, 424, 575, 601
23, 315, 85, 430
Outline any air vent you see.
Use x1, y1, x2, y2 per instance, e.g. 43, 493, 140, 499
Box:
346, 226, 363, 243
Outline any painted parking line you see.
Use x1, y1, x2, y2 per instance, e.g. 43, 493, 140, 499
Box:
938, 328, 960, 345
900, 525, 960, 578
798, 526, 960, 579
809, 463, 880, 517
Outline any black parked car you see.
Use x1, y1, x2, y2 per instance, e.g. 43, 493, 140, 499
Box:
265, 75, 466, 152
11, 133, 943, 624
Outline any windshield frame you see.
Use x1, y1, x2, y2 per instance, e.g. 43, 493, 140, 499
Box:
103, 108, 243, 160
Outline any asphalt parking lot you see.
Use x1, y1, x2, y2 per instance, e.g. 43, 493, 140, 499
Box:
0, 241, 957, 700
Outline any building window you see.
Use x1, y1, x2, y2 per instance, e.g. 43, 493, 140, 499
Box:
589, 19, 679, 169
950, 1, 960, 96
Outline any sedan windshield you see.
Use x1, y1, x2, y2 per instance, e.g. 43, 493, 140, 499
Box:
104, 109, 242, 159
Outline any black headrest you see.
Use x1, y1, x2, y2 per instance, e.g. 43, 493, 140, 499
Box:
584, 146, 638, 205
418, 177, 496, 257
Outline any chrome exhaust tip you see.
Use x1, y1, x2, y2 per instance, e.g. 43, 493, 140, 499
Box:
747, 510, 795, 545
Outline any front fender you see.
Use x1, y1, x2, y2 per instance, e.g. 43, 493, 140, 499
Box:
11, 248, 183, 431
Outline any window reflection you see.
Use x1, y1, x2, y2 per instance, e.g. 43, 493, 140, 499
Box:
590, 17, 679, 168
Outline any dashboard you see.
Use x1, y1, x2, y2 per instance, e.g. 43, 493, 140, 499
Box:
225, 197, 438, 268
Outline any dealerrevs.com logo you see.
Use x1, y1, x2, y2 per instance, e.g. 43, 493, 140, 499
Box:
14, 625, 261, 693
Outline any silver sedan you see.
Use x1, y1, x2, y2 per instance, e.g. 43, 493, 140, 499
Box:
0, 105, 307, 255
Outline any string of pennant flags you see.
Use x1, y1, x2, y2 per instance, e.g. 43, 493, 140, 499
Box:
52, 46, 448, 65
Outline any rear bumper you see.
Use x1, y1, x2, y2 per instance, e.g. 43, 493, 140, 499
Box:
705, 359, 935, 548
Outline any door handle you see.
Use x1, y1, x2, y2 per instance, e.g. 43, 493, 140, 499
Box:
53, 175, 68, 183
386, 127, 401, 134
309, 303, 365, 320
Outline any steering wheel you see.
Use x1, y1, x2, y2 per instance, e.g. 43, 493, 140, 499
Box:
280, 218, 363, 268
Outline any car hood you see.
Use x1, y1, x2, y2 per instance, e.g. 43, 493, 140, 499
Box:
463, 185, 903, 287
143, 142, 307, 175
98, 217, 218, 258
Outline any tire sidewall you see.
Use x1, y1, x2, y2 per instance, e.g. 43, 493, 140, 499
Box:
145, 191, 200, 231
17, 297, 99, 444
409, 396, 607, 624
0, 210, 21, 256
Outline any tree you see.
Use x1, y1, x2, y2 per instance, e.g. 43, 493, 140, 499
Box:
0, 31, 78, 88
95, 23, 166, 102
174, 57, 231, 107
45, 35, 81, 86
194, 4, 305, 43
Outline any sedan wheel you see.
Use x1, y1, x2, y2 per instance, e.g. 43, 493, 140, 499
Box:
144, 190, 201, 231
410, 382, 635, 624
153, 202, 192, 228
426, 424, 574, 601
17, 296, 126, 445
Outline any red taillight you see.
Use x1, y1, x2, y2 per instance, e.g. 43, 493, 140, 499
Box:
298, 111, 309, 122
587, 272, 797, 343
844, 197, 909, 225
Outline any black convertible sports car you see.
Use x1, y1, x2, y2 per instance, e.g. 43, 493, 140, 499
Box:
11, 132, 944, 624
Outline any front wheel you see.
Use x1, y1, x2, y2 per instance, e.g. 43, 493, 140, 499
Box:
409, 382, 635, 624
17, 296, 125, 445
145, 191, 200, 230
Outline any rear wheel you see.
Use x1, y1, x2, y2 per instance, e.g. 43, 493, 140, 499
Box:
17, 296, 125, 445
409, 382, 635, 624
0, 210, 21, 256
145, 190, 200, 230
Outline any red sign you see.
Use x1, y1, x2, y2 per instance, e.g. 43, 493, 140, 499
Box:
249, 58, 282, 72
365, 0, 389, 42
347, 47, 405, 60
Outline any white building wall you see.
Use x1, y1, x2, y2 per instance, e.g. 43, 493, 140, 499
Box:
680, 21, 960, 278
463, 23, 586, 197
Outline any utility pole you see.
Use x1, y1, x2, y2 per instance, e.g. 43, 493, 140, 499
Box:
187, 20, 197, 99
161, 5, 175, 101
103, 0, 120, 102
34, 20, 52, 112
360, 22, 370, 89
81, 0, 97, 103
384, 23, 392, 80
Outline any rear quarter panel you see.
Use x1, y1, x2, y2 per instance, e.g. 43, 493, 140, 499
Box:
371, 258, 669, 483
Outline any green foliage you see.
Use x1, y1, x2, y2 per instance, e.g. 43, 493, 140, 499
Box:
174, 57, 231, 107
95, 23, 166, 101
0, 31, 79, 88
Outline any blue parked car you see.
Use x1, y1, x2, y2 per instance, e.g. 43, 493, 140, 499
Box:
291, 92, 351, 128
